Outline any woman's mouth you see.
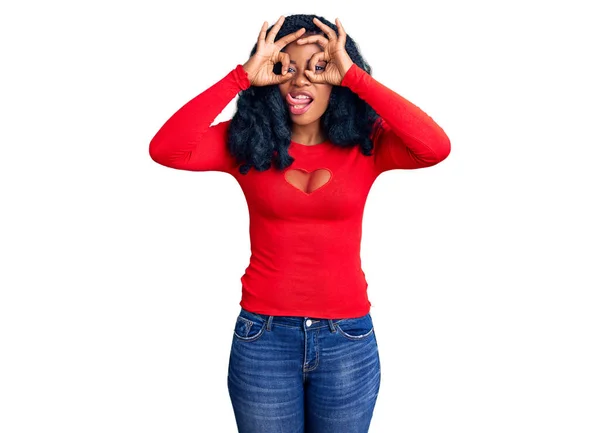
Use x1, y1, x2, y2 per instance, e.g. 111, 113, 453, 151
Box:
286, 93, 314, 115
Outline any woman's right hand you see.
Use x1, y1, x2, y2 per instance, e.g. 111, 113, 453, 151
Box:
242, 16, 306, 87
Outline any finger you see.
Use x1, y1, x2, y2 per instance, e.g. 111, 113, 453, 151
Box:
278, 51, 290, 76
308, 51, 326, 72
304, 68, 323, 84
274, 27, 306, 50
257, 21, 268, 49
305, 52, 326, 83
276, 70, 294, 84
296, 34, 328, 49
312, 17, 337, 41
266, 15, 285, 44
335, 18, 347, 46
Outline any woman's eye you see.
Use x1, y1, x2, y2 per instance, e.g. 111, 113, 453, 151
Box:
285, 65, 324, 74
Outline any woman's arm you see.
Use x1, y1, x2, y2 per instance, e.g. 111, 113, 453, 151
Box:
340, 63, 451, 173
148, 64, 251, 173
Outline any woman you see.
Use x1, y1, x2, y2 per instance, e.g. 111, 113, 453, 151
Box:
149, 14, 450, 433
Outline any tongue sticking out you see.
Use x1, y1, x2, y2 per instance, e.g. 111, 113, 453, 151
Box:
289, 100, 313, 115
286, 93, 314, 115
290, 96, 313, 105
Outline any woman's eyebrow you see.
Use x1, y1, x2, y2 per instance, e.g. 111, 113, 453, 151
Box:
289, 60, 324, 64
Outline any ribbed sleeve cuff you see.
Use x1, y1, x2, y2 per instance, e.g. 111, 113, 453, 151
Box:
233, 64, 251, 90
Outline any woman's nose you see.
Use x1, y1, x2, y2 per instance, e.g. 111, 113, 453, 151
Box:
291, 69, 311, 86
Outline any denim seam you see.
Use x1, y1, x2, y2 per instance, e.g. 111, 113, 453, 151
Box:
234, 316, 268, 341
233, 325, 266, 342
334, 323, 375, 341
236, 316, 254, 335
303, 329, 320, 373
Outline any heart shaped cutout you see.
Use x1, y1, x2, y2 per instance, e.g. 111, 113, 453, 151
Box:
284, 168, 332, 194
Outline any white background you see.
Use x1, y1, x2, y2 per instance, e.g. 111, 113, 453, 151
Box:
1, 0, 599, 432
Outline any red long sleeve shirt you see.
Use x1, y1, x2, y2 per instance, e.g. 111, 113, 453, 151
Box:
149, 63, 450, 319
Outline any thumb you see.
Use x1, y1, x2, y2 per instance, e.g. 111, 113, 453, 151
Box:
304, 69, 323, 84
275, 71, 294, 84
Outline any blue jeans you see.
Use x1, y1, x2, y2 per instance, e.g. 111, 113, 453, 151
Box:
227, 307, 381, 433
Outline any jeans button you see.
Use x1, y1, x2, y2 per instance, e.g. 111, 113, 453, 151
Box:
306, 319, 312, 327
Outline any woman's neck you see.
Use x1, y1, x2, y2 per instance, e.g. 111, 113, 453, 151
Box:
290, 123, 326, 145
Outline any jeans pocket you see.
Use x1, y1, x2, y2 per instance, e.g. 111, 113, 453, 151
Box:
334, 313, 375, 341
233, 314, 267, 343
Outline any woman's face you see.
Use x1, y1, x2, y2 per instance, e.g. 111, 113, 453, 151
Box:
278, 40, 333, 126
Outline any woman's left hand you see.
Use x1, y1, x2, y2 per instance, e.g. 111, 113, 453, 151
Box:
297, 17, 355, 86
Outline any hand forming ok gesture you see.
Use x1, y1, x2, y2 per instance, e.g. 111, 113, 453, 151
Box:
296, 17, 355, 86
242, 16, 307, 86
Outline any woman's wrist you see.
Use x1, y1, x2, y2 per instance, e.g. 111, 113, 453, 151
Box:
242, 61, 258, 85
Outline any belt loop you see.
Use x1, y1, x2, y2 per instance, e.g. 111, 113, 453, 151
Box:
267, 315, 274, 331
328, 319, 336, 333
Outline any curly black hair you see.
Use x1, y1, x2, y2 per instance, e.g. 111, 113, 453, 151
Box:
228, 14, 381, 175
